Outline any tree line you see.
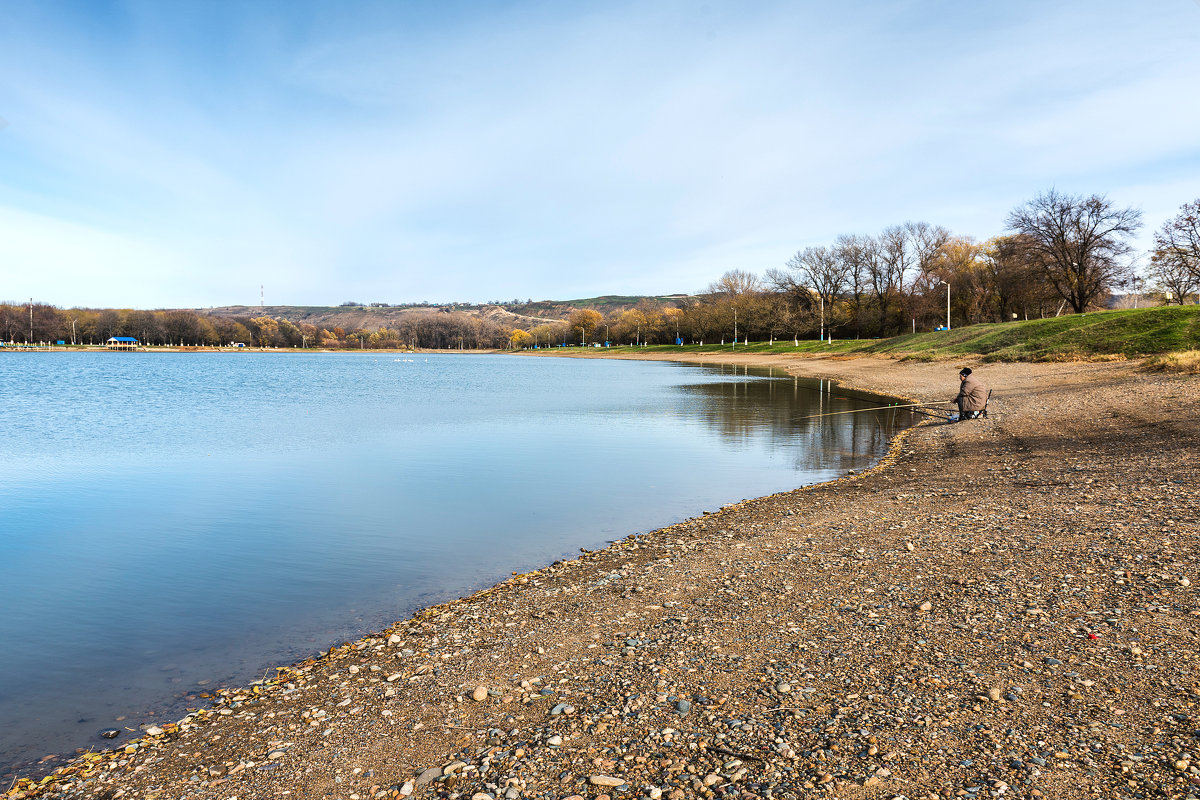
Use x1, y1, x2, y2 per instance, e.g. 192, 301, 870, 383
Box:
0, 305, 513, 349
514, 192, 1200, 348
5, 190, 1198, 349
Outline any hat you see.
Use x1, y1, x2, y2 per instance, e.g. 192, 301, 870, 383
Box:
959, 368, 972, 377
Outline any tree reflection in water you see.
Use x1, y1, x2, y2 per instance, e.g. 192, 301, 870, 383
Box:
678, 364, 919, 475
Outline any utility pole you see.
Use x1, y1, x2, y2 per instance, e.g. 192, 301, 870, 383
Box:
29, 298, 34, 344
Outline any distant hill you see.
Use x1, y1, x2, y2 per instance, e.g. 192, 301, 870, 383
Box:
198, 295, 693, 331
503, 295, 692, 319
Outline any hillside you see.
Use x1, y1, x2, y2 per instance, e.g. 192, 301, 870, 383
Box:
199, 303, 552, 331
623, 305, 1200, 361
198, 295, 692, 331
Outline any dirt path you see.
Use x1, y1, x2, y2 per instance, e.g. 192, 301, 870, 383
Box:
10, 356, 1200, 800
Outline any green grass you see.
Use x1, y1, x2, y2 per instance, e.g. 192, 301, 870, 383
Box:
596, 306, 1200, 362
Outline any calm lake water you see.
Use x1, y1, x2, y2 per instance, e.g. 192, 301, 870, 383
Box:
0, 352, 914, 775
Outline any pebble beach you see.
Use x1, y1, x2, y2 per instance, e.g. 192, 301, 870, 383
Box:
7, 354, 1198, 800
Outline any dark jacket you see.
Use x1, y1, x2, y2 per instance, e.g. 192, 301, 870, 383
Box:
955, 375, 989, 412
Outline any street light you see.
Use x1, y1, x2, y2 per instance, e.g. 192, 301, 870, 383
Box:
939, 281, 950, 330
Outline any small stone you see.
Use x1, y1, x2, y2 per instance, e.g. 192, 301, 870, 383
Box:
548, 735, 563, 746
703, 774, 722, 786
987, 688, 1002, 702
388, 634, 403, 644
399, 781, 414, 796
648, 789, 663, 799
99, 729, 120, 739
1044, 658, 1062, 666
918, 601, 933, 612
590, 775, 625, 787
775, 682, 792, 694
905, 541, 915, 551
348, 665, 360, 674
268, 749, 286, 760
675, 699, 691, 715
144, 726, 163, 736
471, 794, 494, 800
1181, 578, 1191, 587
472, 686, 489, 702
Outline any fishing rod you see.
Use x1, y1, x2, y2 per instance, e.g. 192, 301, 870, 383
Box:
796, 401, 951, 422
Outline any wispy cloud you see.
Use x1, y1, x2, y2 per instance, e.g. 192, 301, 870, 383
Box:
1, 0, 1197, 307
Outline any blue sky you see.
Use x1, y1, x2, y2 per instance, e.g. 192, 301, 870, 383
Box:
1, 0, 1198, 309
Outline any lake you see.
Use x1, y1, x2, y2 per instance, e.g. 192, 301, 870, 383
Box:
0, 351, 915, 776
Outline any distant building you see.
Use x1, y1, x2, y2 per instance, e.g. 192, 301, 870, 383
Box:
105, 336, 139, 351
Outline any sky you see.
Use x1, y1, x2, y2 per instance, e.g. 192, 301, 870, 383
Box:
1, 0, 1198, 309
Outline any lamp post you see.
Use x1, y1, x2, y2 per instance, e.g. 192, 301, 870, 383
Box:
939, 282, 950, 330
819, 293, 824, 343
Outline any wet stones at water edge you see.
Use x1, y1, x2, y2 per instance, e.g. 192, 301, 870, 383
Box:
98, 729, 120, 740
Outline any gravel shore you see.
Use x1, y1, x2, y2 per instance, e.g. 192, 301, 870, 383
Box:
8, 355, 1198, 800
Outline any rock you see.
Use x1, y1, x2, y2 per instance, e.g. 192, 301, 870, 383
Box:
1181, 577, 1191, 587
548, 734, 563, 746
987, 687, 1002, 702
775, 682, 792, 694
590, 775, 625, 787
268, 749, 286, 760
388, 634, 403, 644
348, 665, 360, 674
676, 699, 691, 715
144, 725, 163, 736
398, 781, 414, 796
918, 601, 933, 612
471, 794, 494, 800
415, 767, 442, 787
648, 789, 663, 799
472, 686, 489, 702
1044, 658, 1062, 666
905, 541, 915, 551
99, 729, 120, 739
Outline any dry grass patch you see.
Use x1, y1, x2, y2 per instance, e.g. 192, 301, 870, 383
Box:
1144, 349, 1200, 373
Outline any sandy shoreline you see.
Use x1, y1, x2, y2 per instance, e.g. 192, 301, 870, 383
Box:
7, 354, 1199, 800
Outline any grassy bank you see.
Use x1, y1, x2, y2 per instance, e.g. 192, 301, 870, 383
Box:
593, 305, 1200, 362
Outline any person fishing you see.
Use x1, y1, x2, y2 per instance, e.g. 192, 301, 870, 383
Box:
952, 367, 989, 421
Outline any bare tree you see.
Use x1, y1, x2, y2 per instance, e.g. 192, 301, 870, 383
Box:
833, 234, 872, 337
1006, 189, 1142, 313
1150, 199, 1200, 304
767, 246, 851, 339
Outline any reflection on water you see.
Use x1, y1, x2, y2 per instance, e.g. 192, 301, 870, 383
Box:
0, 353, 913, 777
682, 364, 918, 472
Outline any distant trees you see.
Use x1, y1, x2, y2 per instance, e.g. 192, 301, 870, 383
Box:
1006, 190, 1142, 313
1150, 199, 1200, 304
567, 308, 603, 344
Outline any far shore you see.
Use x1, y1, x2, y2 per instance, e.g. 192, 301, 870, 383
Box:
6, 352, 1198, 800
